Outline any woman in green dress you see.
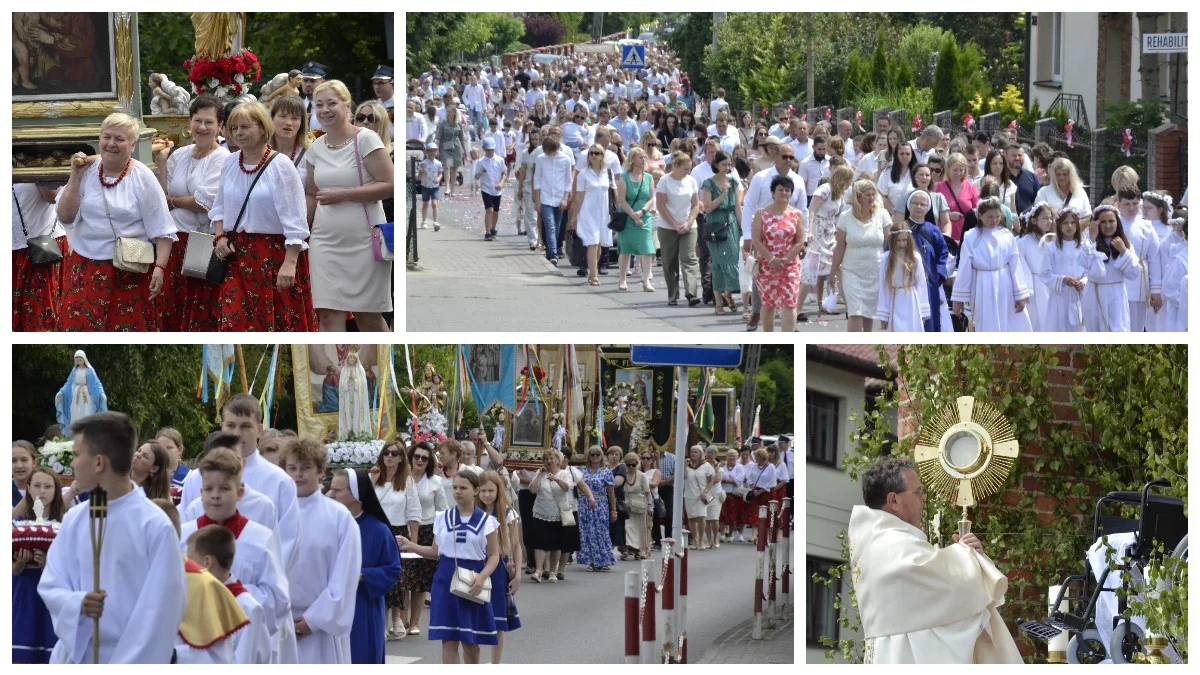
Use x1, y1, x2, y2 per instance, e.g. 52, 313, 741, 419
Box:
615, 147, 657, 292
700, 151, 744, 315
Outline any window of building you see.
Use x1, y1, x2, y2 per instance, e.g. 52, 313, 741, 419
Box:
806, 390, 838, 467
1051, 12, 1063, 83
807, 556, 841, 646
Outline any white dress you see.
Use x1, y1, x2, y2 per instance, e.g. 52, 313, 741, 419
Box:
1161, 240, 1188, 332
801, 183, 843, 284
876, 252, 931, 331
1122, 217, 1161, 332
1147, 221, 1176, 332
836, 209, 889, 318
1039, 240, 1088, 332
575, 166, 614, 247
306, 129, 391, 312
951, 227, 1033, 332
1016, 234, 1051, 331
336, 356, 371, 439
70, 368, 97, 423
288, 492, 361, 664
1078, 242, 1140, 332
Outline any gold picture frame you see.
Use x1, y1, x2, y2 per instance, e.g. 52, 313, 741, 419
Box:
291, 344, 396, 443
13, 12, 136, 119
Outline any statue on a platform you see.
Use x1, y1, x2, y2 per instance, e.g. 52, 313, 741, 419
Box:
401, 362, 448, 417
260, 71, 303, 103
191, 12, 245, 59
148, 73, 192, 114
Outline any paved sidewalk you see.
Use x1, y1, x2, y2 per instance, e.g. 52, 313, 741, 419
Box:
698, 606, 795, 664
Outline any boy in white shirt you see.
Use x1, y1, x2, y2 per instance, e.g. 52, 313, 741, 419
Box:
475, 138, 509, 241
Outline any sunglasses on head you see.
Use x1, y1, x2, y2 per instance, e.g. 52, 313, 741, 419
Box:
355, 113, 376, 123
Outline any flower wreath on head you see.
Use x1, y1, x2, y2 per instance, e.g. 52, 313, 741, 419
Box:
1141, 191, 1174, 212
1020, 200, 1053, 225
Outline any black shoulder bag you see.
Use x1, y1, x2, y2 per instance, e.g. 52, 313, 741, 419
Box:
702, 178, 731, 242
206, 152, 279, 284
606, 169, 626, 232
13, 187, 64, 265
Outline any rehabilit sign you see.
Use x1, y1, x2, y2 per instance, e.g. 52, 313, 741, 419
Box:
1143, 33, 1187, 54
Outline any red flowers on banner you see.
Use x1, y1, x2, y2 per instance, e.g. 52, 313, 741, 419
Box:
1122, 128, 1133, 157
182, 50, 262, 96
520, 365, 546, 382
1065, 119, 1075, 148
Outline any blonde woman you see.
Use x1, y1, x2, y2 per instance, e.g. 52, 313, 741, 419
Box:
797, 165, 853, 320
528, 451, 567, 583
304, 79, 394, 332
623, 452, 652, 559
640, 130, 667, 181
1035, 157, 1092, 223
703, 447, 723, 549
616, 147, 658, 292
57, 112, 175, 331
1103, 165, 1140, 206
211, 103, 313, 331
682, 445, 716, 551
831, 179, 892, 331
569, 143, 615, 286
354, 100, 393, 154
270, 95, 312, 169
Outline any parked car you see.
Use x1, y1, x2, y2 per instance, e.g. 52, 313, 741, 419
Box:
638, 32, 657, 44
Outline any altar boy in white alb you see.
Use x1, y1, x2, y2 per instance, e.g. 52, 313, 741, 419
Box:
38, 412, 187, 663
847, 457, 1023, 664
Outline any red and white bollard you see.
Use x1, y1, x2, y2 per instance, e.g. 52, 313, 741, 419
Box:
680, 530, 689, 664
781, 497, 792, 609
752, 505, 768, 639
625, 570, 640, 664
641, 558, 656, 664
661, 537, 675, 663
767, 500, 779, 626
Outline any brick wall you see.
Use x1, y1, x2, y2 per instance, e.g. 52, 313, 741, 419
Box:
1149, 123, 1188, 202
896, 346, 1092, 658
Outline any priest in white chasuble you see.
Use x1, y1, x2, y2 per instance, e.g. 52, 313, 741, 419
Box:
848, 457, 1023, 664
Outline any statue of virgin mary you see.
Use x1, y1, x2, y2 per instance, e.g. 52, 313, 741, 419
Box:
337, 347, 373, 440
55, 350, 108, 436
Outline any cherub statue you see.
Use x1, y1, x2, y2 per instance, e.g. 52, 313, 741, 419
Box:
148, 73, 192, 114
260, 70, 303, 103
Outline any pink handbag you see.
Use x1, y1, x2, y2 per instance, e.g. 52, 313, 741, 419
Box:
352, 128, 391, 263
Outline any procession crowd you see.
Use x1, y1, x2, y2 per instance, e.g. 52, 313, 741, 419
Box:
13, 62, 396, 333
12, 395, 793, 664
406, 41, 1188, 332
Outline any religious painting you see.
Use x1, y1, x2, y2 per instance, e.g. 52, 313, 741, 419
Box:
469, 344, 502, 383
511, 402, 547, 448
291, 345, 396, 442
615, 368, 654, 410
13, 13, 116, 101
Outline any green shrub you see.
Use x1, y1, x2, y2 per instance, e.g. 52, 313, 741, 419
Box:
932, 34, 959, 113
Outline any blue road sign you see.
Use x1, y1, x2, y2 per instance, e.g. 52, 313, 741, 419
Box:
631, 345, 743, 368
620, 44, 646, 69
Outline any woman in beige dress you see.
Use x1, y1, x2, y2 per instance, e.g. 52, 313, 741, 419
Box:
304, 79, 395, 332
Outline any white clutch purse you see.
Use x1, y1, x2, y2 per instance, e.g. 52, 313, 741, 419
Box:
450, 564, 492, 605
182, 231, 216, 279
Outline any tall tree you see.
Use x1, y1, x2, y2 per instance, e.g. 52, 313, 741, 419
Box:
871, 29, 889, 91
665, 12, 713, 95
932, 34, 960, 113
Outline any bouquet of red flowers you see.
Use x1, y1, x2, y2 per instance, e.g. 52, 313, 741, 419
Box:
520, 365, 546, 382
182, 50, 262, 97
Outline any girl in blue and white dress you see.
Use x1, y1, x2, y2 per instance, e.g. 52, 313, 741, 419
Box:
398, 470, 500, 664
477, 470, 522, 664
1079, 205, 1142, 332
951, 198, 1033, 331
1039, 208, 1089, 332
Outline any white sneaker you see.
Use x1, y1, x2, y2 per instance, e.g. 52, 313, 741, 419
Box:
433, 222, 441, 232
419, 222, 428, 230
734, 532, 744, 543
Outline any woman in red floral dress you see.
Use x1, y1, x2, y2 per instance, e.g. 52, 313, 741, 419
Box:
750, 175, 806, 331
56, 113, 175, 332
210, 103, 315, 332
12, 183, 68, 331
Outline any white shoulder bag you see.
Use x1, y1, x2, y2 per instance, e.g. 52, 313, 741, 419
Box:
448, 509, 492, 605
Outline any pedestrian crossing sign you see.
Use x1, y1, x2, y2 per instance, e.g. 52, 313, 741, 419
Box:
621, 45, 646, 69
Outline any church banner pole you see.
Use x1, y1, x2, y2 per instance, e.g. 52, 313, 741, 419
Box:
235, 345, 249, 393
767, 499, 778, 627
753, 505, 767, 639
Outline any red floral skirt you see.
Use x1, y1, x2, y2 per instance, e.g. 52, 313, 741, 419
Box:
12, 236, 68, 331
59, 251, 159, 331
743, 491, 773, 528
217, 233, 315, 332
160, 232, 221, 332
719, 492, 743, 527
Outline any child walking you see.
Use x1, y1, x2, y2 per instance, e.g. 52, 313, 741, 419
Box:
419, 144, 443, 231
1079, 205, 1141, 331
1017, 202, 1054, 330
1039, 208, 1089, 332
951, 198, 1033, 331
877, 227, 931, 331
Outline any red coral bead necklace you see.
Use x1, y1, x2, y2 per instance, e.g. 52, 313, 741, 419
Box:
98, 159, 132, 188
238, 144, 272, 174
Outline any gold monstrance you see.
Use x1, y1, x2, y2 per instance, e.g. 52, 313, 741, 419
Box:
913, 396, 1019, 539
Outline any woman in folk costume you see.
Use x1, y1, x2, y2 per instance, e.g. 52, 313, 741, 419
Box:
337, 347, 372, 439
1079, 205, 1142, 332
848, 457, 1022, 664
1039, 208, 1089, 332
12, 182, 67, 331
327, 469, 402, 664
1161, 208, 1188, 332
397, 470, 501, 664
1016, 202, 1054, 331
950, 198, 1033, 331
280, 439, 362, 664
902, 190, 951, 332
54, 351, 108, 434
877, 227, 931, 331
